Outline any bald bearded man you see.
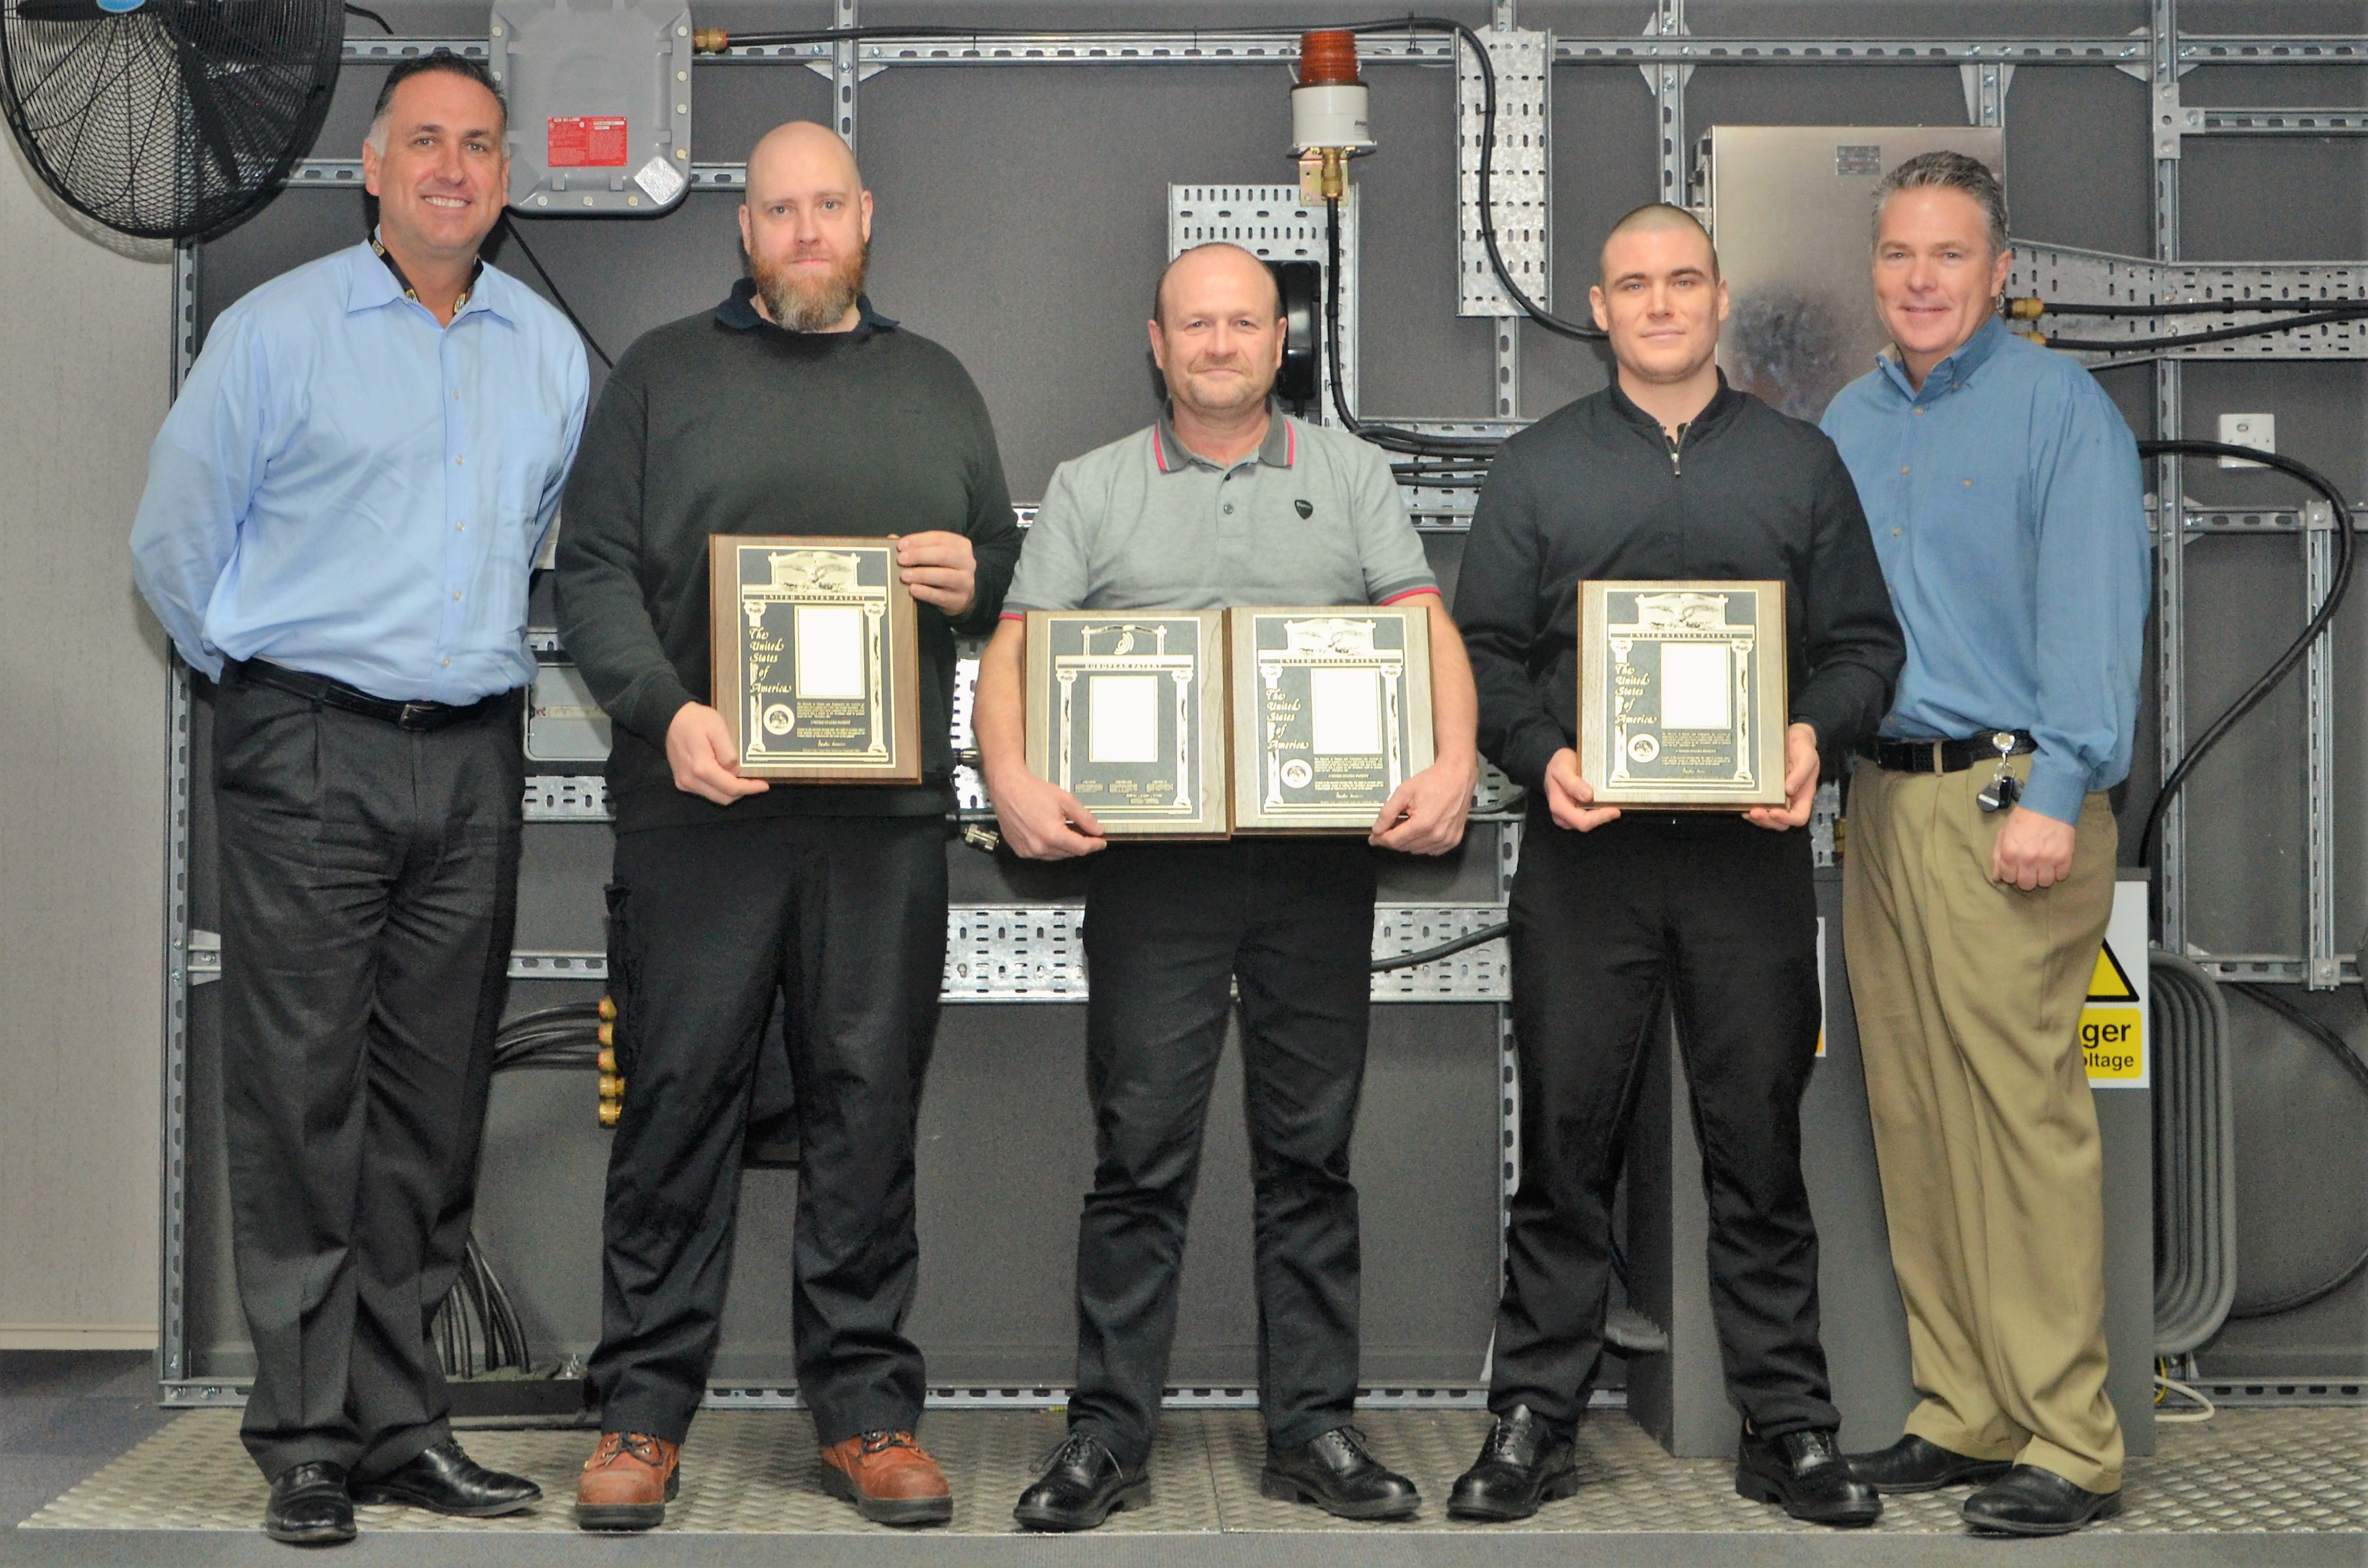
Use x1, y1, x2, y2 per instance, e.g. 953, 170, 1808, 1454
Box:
556, 121, 1020, 1530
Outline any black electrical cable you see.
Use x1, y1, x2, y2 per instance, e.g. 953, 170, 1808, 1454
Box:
2221, 983, 2368, 1319
2032, 298, 2368, 318
1325, 195, 1505, 458
2135, 441, 2356, 867
2049, 306, 2368, 355
499, 218, 615, 369
1370, 921, 1509, 973
1379, 15, 1603, 344
343, 4, 393, 34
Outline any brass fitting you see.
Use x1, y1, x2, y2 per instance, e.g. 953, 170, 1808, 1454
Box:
598, 995, 617, 1021
597, 1046, 617, 1074
693, 27, 730, 53
2007, 296, 2047, 321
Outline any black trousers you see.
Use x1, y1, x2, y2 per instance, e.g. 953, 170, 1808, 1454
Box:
213, 668, 524, 1482
590, 815, 947, 1446
1069, 840, 1376, 1467
1489, 807, 1840, 1439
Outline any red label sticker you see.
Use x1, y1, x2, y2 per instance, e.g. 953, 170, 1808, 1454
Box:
547, 116, 630, 168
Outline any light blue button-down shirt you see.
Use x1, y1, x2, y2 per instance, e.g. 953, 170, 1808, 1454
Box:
1820, 316, 2150, 824
130, 239, 588, 704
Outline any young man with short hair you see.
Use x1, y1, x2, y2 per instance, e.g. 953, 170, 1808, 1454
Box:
1450, 204, 1901, 1528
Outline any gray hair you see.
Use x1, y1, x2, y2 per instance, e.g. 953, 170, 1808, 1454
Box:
1872, 151, 2008, 255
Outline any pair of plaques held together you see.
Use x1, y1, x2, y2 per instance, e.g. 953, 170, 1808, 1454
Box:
709, 536, 1785, 818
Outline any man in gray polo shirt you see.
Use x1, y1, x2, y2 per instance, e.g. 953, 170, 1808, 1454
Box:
974, 242, 1479, 1530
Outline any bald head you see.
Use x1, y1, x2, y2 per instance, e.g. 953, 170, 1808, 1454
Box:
746, 120, 863, 203
1153, 243, 1281, 330
1600, 202, 1719, 285
739, 120, 873, 333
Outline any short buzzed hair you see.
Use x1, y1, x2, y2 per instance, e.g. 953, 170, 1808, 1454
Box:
1153, 242, 1283, 327
367, 52, 507, 155
1599, 202, 1720, 283
1873, 151, 2009, 256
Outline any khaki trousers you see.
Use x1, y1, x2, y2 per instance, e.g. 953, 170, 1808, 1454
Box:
1843, 757, 2123, 1494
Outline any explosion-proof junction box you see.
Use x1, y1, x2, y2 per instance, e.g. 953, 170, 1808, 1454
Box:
493, 0, 696, 215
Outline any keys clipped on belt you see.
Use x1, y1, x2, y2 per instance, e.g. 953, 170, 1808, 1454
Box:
1975, 731, 2023, 814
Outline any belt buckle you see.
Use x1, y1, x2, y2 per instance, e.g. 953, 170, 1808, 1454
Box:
400, 700, 439, 728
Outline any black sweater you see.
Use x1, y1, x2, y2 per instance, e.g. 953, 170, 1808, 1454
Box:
554, 284, 1019, 831
1454, 377, 1904, 793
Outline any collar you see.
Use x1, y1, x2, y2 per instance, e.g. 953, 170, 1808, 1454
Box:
1151, 400, 1296, 474
1878, 313, 2008, 402
352, 231, 501, 321
1603, 368, 1739, 439
715, 277, 898, 338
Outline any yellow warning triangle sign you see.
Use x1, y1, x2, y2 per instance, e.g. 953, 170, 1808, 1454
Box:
2087, 941, 2139, 1003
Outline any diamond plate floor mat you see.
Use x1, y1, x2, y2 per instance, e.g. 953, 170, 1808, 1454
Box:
19, 1406, 2367, 1535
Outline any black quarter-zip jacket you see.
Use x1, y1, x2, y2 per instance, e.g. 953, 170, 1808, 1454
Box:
1454, 375, 1905, 793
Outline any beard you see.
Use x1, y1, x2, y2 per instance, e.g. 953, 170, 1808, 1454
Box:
747, 240, 868, 333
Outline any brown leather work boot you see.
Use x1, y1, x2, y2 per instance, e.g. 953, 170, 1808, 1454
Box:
819, 1430, 953, 1525
575, 1432, 681, 1532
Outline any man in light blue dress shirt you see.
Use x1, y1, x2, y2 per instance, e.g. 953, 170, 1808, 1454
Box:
129, 53, 586, 1546
1819, 152, 2148, 1538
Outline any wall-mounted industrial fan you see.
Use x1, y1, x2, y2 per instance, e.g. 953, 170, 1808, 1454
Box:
1, 0, 342, 239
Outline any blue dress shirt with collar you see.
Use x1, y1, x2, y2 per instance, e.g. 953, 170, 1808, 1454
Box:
1820, 316, 2150, 826
130, 238, 589, 705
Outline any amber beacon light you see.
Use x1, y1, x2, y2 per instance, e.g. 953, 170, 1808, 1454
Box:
1291, 30, 1375, 202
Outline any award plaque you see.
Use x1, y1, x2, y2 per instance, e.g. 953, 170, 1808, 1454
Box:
709, 536, 921, 783
1228, 605, 1434, 834
1578, 580, 1788, 808
1023, 610, 1228, 838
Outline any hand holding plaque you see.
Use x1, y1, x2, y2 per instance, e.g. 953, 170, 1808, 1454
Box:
1022, 610, 1230, 839
1577, 580, 1788, 809
1228, 605, 1434, 834
710, 536, 922, 784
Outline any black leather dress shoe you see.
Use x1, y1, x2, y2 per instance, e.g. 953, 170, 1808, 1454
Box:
1962, 1465, 2124, 1535
1013, 1432, 1149, 1532
1447, 1405, 1580, 1522
1735, 1429, 1883, 1527
1260, 1426, 1421, 1521
1846, 1434, 2015, 1494
265, 1461, 355, 1546
352, 1438, 541, 1518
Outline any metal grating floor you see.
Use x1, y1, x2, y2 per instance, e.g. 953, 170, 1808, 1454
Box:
20, 1406, 2367, 1536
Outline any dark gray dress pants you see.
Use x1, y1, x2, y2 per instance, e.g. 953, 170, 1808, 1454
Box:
589, 815, 948, 1447
213, 665, 524, 1481
1487, 804, 1841, 1440
1067, 840, 1377, 1467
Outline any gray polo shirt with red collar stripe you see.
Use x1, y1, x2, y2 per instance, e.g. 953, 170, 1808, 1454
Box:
1003, 403, 1437, 617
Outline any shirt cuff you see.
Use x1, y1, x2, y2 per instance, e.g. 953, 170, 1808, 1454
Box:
620, 670, 699, 747
1370, 575, 1440, 606
2021, 755, 2090, 826
1502, 724, 1566, 796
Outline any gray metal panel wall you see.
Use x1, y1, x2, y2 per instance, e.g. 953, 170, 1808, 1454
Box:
168, 1, 2368, 1387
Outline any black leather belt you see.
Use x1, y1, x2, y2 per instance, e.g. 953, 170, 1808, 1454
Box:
1858, 730, 2036, 774
228, 660, 504, 731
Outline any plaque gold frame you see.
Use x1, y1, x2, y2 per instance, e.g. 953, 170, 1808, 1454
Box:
1023, 610, 1230, 839
709, 535, 921, 784
1227, 605, 1435, 834
1577, 579, 1788, 809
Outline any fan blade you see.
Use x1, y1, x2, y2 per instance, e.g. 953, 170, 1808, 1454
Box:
13, 0, 116, 20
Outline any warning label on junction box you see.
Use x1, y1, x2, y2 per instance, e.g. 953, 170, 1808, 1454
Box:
548, 117, 629, 167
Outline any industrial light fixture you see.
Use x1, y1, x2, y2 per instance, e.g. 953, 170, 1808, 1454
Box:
1291, 30, 1375, 203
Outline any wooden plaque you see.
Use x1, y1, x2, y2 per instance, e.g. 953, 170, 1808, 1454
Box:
1577, 580, 1788, 808
1227, 605, 1434, 834
709, 535, 921, 784
1022, 610, 1230, 839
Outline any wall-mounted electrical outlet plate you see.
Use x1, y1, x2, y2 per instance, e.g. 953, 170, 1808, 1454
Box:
2218, 412, 2275, 468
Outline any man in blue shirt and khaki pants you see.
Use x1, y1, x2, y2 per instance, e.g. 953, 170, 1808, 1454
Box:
1821, 152, 2150, 1537
130, 52, 586, 1547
